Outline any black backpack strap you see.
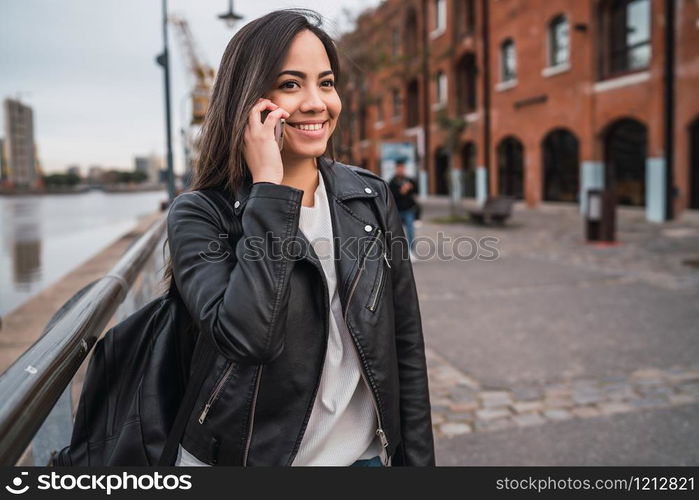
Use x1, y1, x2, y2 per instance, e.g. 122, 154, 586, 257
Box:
158, 334, 217, 466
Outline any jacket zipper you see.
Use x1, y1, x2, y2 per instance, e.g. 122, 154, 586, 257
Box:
198, 362, 236, 424
368, 245, 391, 312
242, 365, 263, 466
343, 231, 390, 465
358, 360, 390, 464
288, 227, 389, 465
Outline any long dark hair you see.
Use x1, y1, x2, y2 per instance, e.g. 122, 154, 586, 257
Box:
161, 9, 342, 291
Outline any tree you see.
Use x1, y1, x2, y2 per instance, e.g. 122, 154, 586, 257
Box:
436, 108, 467, 216
132, 170, 148, 183
43, 172, 81, 188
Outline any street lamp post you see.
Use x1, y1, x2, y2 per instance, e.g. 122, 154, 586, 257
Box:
218, 0, 243, 28
156, 0, 176, 202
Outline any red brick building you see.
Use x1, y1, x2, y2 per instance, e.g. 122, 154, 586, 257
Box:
335, 0, 699, 222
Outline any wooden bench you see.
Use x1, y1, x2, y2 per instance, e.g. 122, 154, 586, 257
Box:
467, 196, 515, 225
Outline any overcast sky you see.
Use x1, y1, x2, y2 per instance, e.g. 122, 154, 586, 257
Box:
1, 0, 381, 174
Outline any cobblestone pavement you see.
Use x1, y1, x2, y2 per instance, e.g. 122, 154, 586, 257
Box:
410, 197, 699, 464
426, 347, 699, 438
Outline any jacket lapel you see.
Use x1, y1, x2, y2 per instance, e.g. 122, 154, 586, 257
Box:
318, 157, 382, 314
231, 157, 382, 313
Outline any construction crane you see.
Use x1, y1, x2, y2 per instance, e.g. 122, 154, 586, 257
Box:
168, 15, 216, 187
169, 15, 216, 125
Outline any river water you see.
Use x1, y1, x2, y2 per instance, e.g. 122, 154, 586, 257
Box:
0, 190, 167, 317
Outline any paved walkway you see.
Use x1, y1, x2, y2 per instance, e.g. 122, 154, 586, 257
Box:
412, 197, 699, 465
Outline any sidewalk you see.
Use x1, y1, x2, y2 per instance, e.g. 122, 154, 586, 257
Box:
412, 196, 699, 465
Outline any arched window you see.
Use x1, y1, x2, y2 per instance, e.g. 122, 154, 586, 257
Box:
497, 136, 524, 199
500, 38, 516, 82
548, 15, 570, 67
604, 118, 648, 206
434, 147, 450, 195
542, 129, 579, 202
461, 142, 477, 198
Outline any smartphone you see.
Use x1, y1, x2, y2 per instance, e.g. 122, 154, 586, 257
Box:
275, 119, 285, 151
261, 109, 285, 151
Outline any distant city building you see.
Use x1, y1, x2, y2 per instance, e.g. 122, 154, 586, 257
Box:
33, 144, 43, 177
134, 154, 164, 184
0, 138, 7, 181
66, 164, 81, 177
134, 156, 150, 177
149, 154, 164, 184
3, 98, 38, 189
33, 143, 44, 189
337, 0, 699, 221
88, 165, 104, 184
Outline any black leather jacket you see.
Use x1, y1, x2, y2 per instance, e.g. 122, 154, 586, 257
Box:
166, 156, 435, 466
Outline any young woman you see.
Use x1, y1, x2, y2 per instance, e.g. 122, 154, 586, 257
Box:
165, 9, 434, 467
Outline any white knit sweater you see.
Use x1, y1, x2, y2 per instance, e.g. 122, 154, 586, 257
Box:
291, 170, 383, 466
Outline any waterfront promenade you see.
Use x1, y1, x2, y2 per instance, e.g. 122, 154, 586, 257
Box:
3, 195, 698, 466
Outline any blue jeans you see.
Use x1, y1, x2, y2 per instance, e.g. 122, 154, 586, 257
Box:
399, 208, 416, 252
350, 455, 383, 467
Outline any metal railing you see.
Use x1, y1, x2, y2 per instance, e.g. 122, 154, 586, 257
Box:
0, 215, 168, 465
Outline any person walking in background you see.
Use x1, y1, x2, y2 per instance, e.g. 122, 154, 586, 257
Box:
389, 159, 419, 260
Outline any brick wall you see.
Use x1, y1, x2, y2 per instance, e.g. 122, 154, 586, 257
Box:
336, 0, 699, 220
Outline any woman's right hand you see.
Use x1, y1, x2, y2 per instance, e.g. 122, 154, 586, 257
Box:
243, 98, 290, 184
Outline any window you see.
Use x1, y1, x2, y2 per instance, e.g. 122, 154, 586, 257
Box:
359, 79, 368, 140
549, 15, 570, 66
457, 53, 477, 113
600, 0, 651, 77
376, 97, 384, 123
436, 71, 447, 105
392, 28, 401, 58
434, 0, 446, 33
501, 39, 516, 82
405, 8, 418, 55
359, 103, 367, 140
455, 0, 476, 39
407, 79, 420, 127
464, 0, 476, 34
392, 88, 402, 118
